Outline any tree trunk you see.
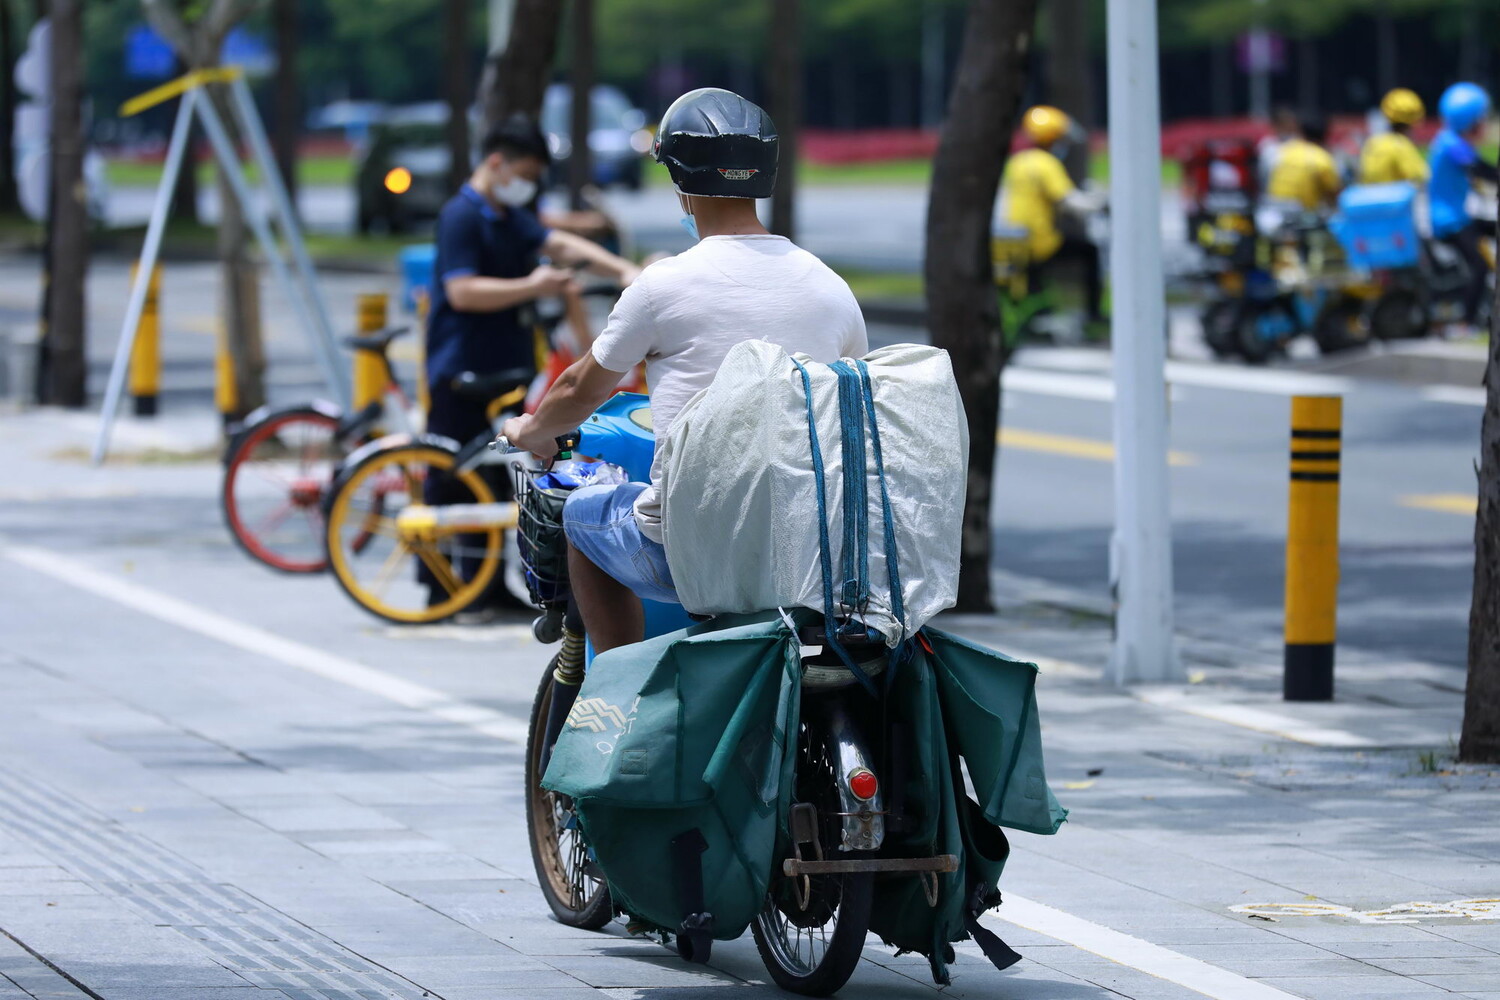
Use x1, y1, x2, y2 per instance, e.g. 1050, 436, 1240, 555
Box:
1046, 0, 1092, 184
0, 0, 20, 213
478, 0, 563, 126
1461, 188, 1500, 764
272, 0, 299, 209
170, 56, 199, 224
142, 0, 272, 422
1374, 12, 1397, 95
1297, 35, 1317, 118
42, 0, 86, 407
567, 0, 593, 211
924, 0, 1038, 613
768, 0, 800, 240
207, 82, 265, 418
443, 0, 471, 193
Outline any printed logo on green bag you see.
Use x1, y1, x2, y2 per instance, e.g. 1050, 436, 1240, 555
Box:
565, 697, 632, 733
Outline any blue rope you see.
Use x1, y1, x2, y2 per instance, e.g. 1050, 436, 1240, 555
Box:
792, 358, 877, 698
854, 359, 907, 634
830, 361, 869, 610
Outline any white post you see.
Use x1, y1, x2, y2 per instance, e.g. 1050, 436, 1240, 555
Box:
489, 0, 516, 55
1105, 0, 1180, 685
91, 89, 198, 465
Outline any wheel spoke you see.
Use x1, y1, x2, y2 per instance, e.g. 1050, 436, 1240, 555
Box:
413, 542, 464, 597
253, 502, 296, 536
369, 541, 411, 597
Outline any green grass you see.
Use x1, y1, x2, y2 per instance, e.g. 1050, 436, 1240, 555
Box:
302, 231, 417, 263
104, 154, 354, 189
834, 267, 923, 301
0, 210, 43, 246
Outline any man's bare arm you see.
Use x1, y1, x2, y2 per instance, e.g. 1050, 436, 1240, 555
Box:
446, 266, 574, 312
500, 353, 627, 458
542, 229, 642, 285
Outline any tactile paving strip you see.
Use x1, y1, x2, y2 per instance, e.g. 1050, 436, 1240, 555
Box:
0, 769, 433, 1000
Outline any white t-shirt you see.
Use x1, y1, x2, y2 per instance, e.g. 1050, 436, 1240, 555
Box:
591, 234, 869, 543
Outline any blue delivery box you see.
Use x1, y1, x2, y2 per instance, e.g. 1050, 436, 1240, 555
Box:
1329, 182, 1421, 271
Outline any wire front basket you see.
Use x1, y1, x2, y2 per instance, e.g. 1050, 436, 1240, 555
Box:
514, 468, 573, 609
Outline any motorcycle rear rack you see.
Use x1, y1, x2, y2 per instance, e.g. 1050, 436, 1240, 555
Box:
781, 855, 957, 877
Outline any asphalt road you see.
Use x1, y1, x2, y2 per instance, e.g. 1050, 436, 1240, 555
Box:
0, 256, 1483, 671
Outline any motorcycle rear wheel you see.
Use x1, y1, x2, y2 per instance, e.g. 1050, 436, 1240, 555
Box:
751, 724, 874, 996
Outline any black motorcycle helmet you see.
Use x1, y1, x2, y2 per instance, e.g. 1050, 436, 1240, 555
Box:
654, 88, 778, 199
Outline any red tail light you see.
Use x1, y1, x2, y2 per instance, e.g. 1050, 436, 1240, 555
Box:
848, 769, 878, 801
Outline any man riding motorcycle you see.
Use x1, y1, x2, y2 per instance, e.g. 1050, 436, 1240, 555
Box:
1429, 82, 1498, 329
498, 88, 868, 653
1000, 105, 1106, 323
1360, 89, 1430, 186
1267, 114, 1341, 212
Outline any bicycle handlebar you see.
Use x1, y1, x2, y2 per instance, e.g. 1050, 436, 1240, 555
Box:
489, 429, 582, 457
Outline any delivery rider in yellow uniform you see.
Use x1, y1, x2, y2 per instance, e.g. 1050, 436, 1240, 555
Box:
1359, 88, 1430, 186
1001, 106, 1106, 321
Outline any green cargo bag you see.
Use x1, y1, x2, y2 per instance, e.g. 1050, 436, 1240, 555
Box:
867, 632, 1067, 984
541, 611, 802, 956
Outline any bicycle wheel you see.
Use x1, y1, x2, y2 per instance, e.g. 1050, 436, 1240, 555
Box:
751, 722, 874, 997
324, 441, 502, 623
222, 406, 344, 573
526, 662, 614, 928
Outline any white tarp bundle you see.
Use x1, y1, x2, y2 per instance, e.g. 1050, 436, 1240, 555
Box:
658, 340, 968, 644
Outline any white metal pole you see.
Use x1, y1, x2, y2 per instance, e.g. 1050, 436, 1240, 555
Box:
1105, 0, 1180, 685
193, 95, 334, 415
489, 0, 516, 55
91, 89, 198, 465
226, 76, 350, 409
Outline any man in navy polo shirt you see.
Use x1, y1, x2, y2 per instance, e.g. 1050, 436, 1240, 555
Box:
426, 115, 638, 615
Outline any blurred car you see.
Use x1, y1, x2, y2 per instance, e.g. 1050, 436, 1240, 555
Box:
355, 88, 649, 233
541, 84, 651, 191
355, 103, 451, 234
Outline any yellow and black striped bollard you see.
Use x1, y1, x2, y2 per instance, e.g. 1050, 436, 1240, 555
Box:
129, 263, 163, 416
354, 293, 389, 414
1284, 395, 1342, 701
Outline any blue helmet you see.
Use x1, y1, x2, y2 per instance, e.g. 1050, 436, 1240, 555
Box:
1439, 82, 1491, 132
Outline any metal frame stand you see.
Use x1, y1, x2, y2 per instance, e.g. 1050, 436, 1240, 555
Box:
91, 69, 350, 464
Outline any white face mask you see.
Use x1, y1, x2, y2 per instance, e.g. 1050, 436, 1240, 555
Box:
491, 175, 537, 207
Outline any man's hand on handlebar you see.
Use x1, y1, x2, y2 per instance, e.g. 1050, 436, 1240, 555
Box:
498, 414, 559, 462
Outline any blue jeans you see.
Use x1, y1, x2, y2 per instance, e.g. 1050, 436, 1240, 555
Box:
562, 483, 679, 605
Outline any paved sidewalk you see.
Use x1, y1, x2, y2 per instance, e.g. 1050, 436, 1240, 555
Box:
0, 406, 1496, 1000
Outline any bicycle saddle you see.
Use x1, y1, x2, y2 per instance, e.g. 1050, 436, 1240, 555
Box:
340, 326, 409, 353
452, 368, 535, 403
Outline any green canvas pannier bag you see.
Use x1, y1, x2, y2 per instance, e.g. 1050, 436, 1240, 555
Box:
867, 628, 1067, 984
541, 612, 802, 956
542, 611, 1066, 982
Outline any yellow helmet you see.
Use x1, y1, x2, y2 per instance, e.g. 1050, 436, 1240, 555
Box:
1380, 88, 1425, 126
1022, 105, 1072, 146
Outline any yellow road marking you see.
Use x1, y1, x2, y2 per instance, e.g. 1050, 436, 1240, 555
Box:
998, 427, 1196, 467
1400, 494, 1477, 516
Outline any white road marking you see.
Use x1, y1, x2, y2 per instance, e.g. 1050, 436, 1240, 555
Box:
1133, 686, 1369, 747
1011, 355, 1353, 398
1163, 362, 1352, 397
1420, 384, 1487, 407
0, 544, 531, 744
1003, 368, 1116, 402
0, 486, 140, 502
991, 895, 1305, 1000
